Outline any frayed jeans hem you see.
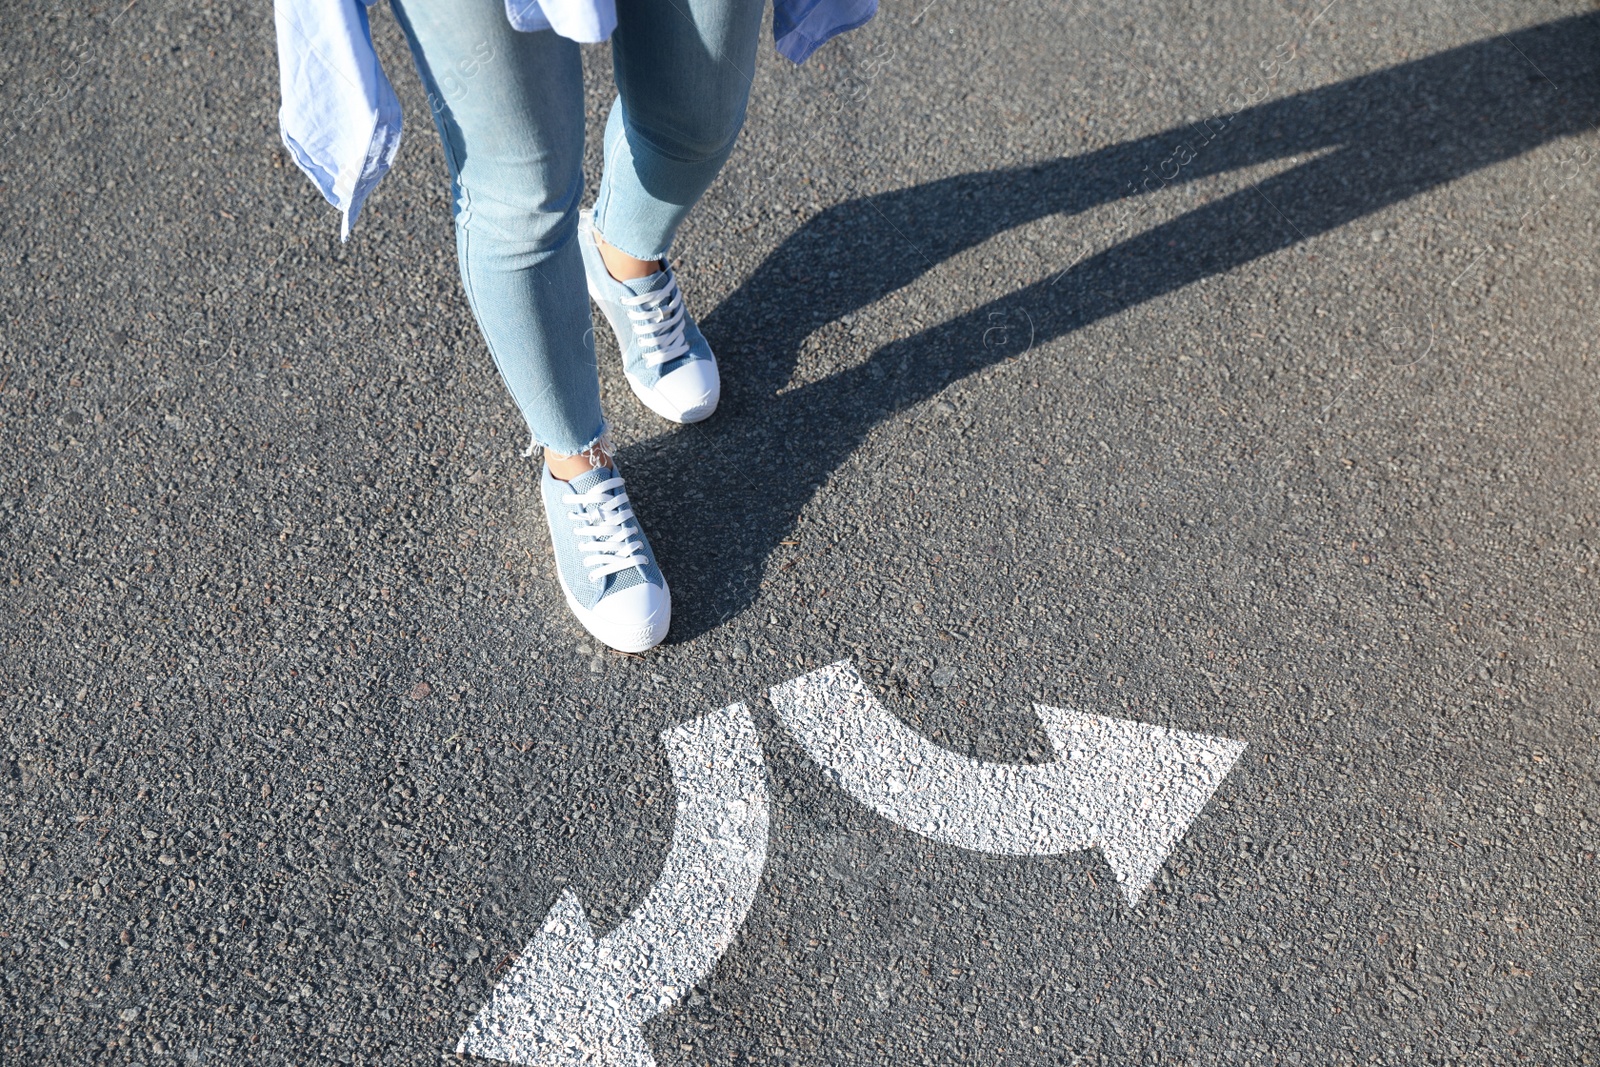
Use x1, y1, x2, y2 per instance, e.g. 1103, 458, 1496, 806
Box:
521, 421, 610, 461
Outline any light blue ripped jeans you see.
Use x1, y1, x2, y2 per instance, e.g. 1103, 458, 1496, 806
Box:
389, 0, 764, 454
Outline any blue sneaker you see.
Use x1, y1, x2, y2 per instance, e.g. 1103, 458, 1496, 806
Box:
579, 210, 720, 423
539, 460, 671, 652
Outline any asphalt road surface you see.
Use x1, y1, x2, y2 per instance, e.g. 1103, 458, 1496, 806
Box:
4, 0, 1600, 1063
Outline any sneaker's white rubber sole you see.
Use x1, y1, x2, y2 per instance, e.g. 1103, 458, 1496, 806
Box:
587, 282, 720, 424
624, 367, 719, 424
555, 574, 672, 653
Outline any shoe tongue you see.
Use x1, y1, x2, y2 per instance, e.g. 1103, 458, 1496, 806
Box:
565, 465, 616, 495
618, 266, 672, 299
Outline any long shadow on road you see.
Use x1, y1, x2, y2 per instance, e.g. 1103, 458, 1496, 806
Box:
624, 14, 1600, 641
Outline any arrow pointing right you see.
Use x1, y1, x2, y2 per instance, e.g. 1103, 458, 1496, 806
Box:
770, 660, 1247, 906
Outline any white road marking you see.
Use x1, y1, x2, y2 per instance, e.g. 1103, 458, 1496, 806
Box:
457, 704, 769, 1065
770, 660, 1247, 906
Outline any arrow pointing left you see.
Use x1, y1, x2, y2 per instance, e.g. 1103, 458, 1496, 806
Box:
457, 703, 769, 1066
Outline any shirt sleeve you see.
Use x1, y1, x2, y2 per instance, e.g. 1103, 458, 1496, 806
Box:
273, 0, 403, 239
772, 0, 878, 64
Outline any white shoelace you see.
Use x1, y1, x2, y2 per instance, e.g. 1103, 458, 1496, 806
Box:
621, 272, 691, 368
563, 476, 650, 580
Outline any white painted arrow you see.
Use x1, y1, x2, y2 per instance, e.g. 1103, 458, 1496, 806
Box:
770, 660, 1246, 906
457, 703, 769, 1065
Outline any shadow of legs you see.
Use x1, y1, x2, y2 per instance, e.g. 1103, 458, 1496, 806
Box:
621, 14, 1600, 641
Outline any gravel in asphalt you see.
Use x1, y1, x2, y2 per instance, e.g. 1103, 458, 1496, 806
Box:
3, 0, 1598, 1063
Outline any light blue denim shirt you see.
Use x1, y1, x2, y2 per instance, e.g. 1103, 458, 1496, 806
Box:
273, 0, 877, 238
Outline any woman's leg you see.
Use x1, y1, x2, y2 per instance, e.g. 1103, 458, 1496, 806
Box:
572, 0, 763, 427
593, 0, 767, 262
389, 0, 604, 457
390, 0, 670, 653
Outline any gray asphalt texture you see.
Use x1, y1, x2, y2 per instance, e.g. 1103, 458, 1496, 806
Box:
4, 0, 1599, 1063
